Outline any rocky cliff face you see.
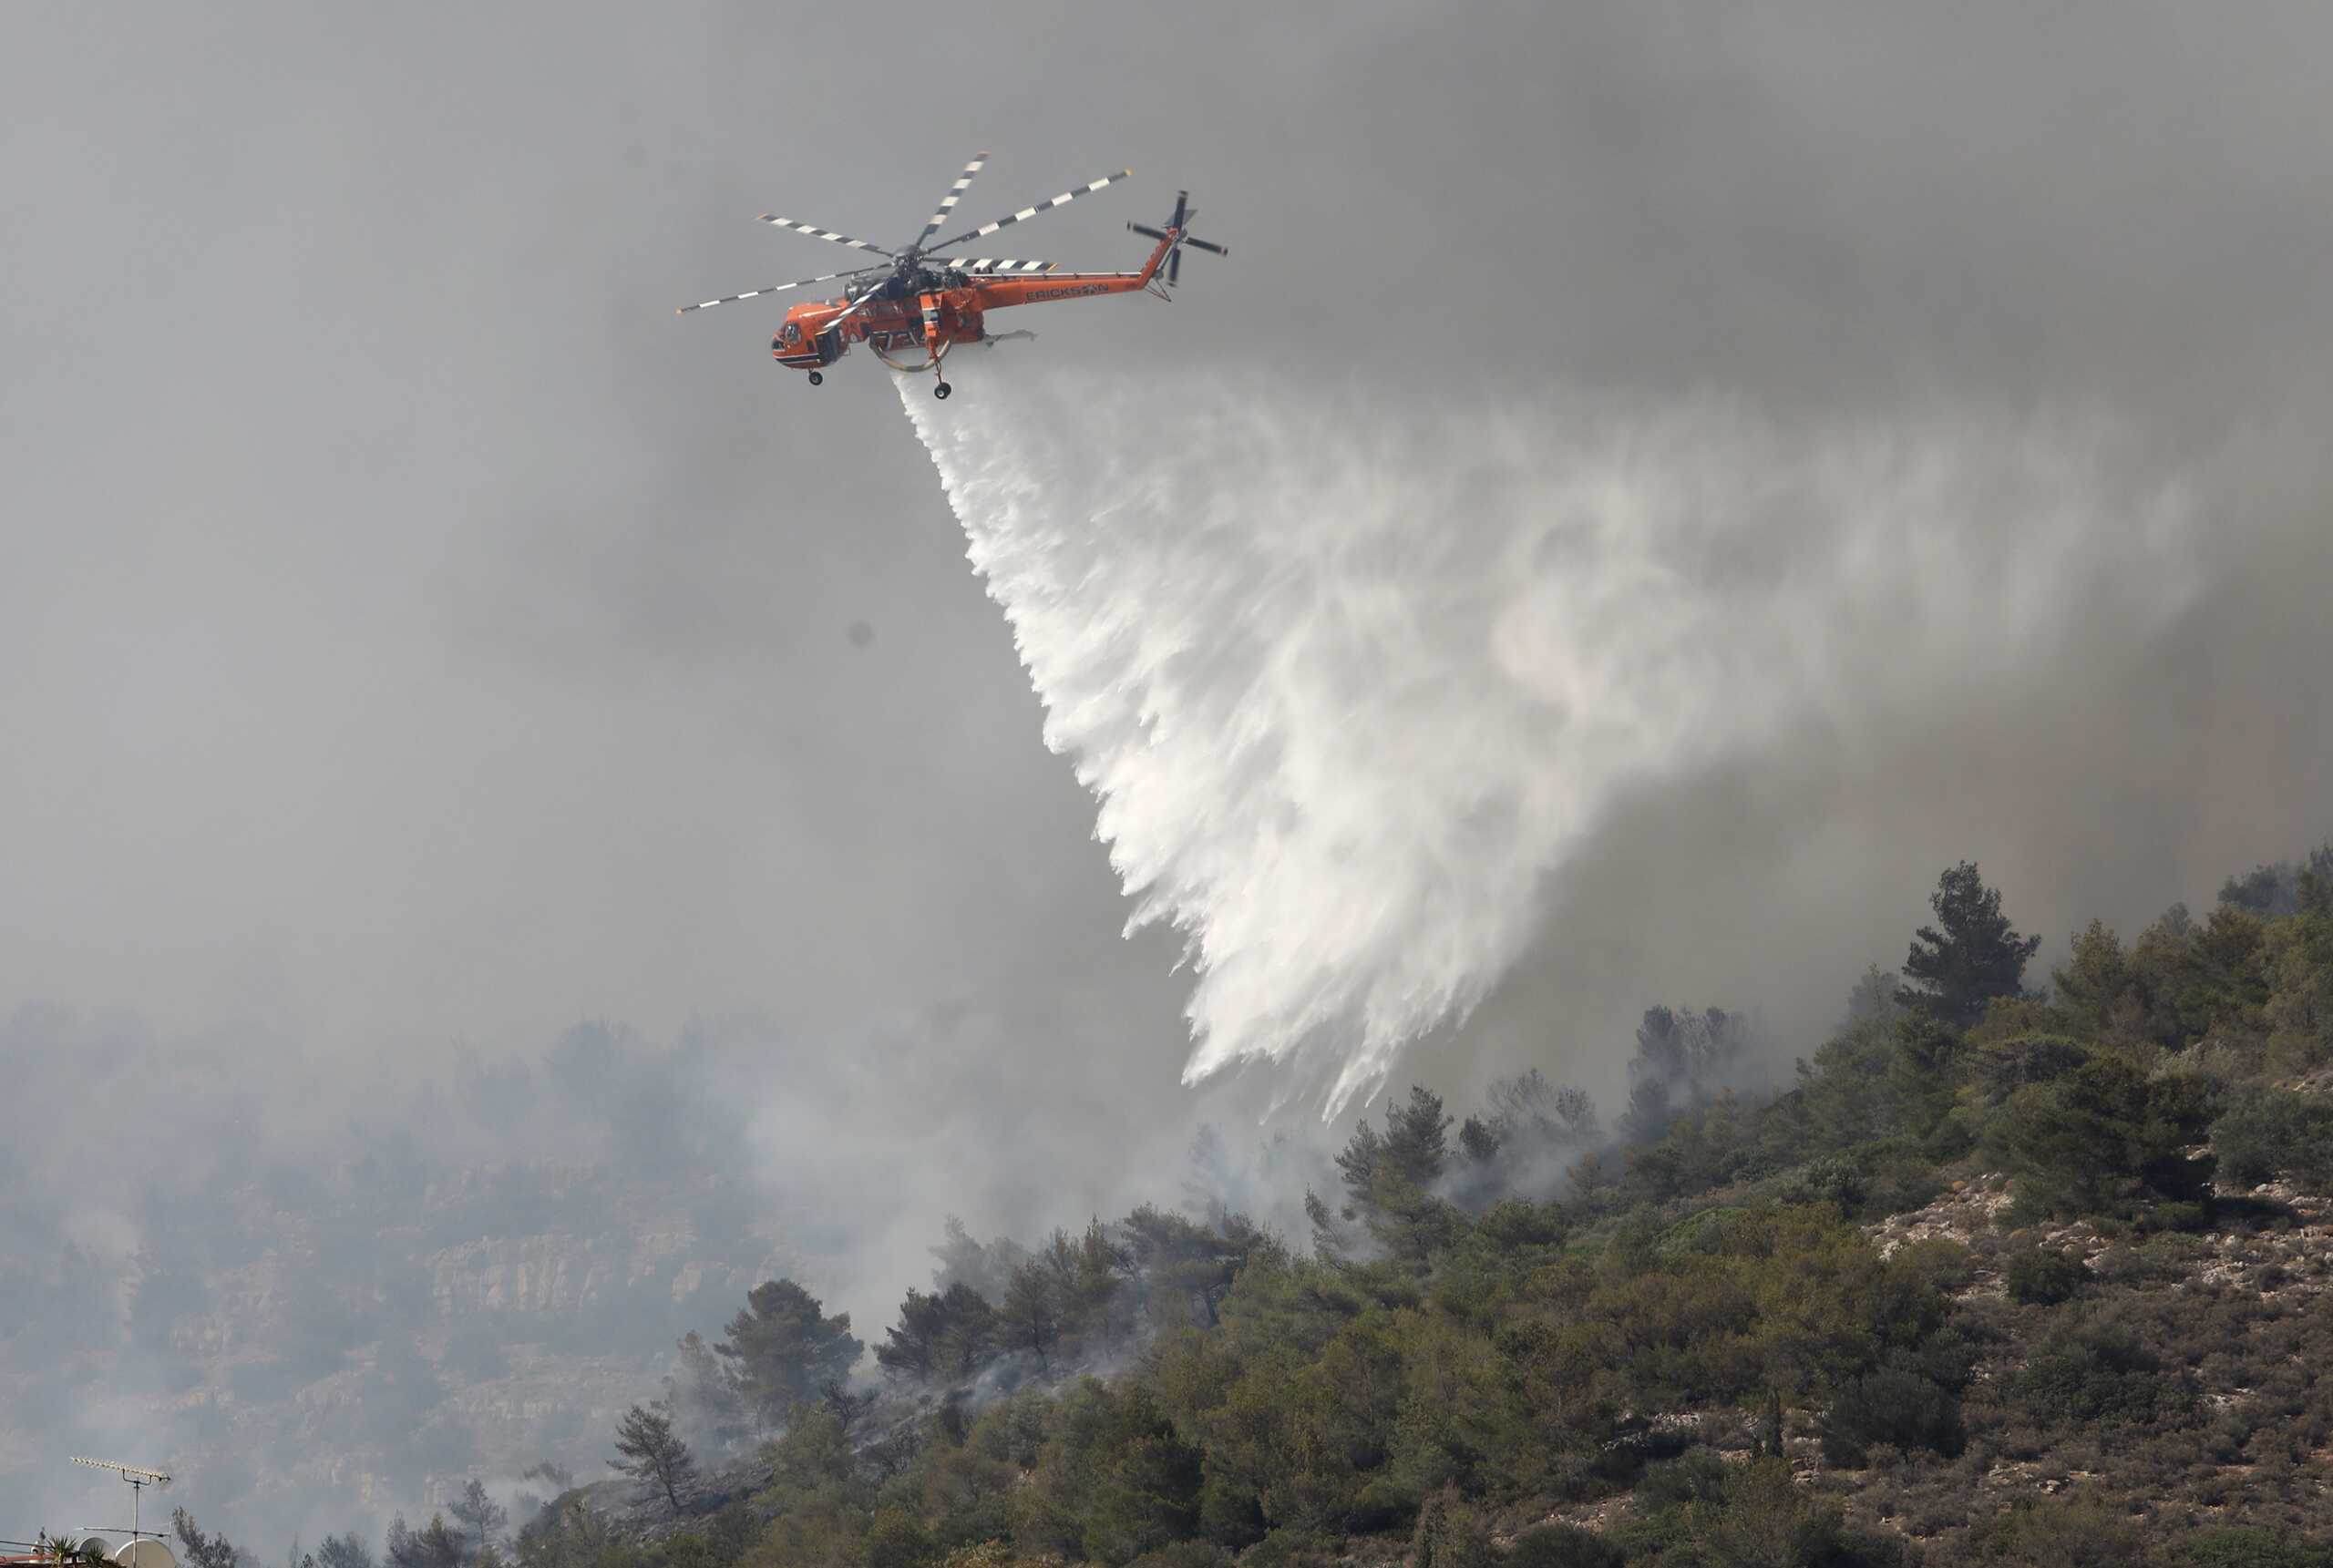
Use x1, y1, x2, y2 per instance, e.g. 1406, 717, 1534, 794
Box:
0, 1158, 797, 1549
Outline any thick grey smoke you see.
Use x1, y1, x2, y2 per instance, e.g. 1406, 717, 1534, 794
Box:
904, 370, 2199, 1111
10, 0, 2333, 1552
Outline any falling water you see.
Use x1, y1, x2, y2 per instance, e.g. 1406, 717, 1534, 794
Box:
900, 369, 2194, 1113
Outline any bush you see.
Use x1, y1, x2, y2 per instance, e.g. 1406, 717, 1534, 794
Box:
2173, 1524, 2333, 1567
1962, 1033, 2092, 1108
2005, 1317, 2189, 1429
1779, 1143, 1947, 1222
1991, 1051, 2219, 1218
2006, 1245, 2090, 1305
864, 1510, 937, 1568
1125, 1546, 1236, 1568
1822, 1354, 1966, 1465
2213, 1089, 2333, 1190
1410, 1494, 1495, 1568
1192, 1467, 1264, 1550
1682, 1455, 1848, 1566
1503, 1524, 1623, 1568
1238, 1530, 1334, 1568
1634, 1448, 1730, 1514
1893, 1236, 1978, 1294
1781, 1154, 1866, 1214
1344, 1475, 1418, 1534
1822, 1526, 1920, 1567
1961, 1495, 2146, 1568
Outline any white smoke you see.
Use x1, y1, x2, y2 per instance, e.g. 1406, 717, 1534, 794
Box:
900, 370, 2195, 1114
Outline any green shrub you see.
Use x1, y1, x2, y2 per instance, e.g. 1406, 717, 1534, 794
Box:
2173, 1523, 2333, 1566
1503, 1523, 1623, 1568
1781, 1154, 1866, 1214
1410, 1493, 1495, 1568
2213, 1089, 2333, 1190
862, 1510, 937, 1568
1343, 1475, 1418, 1534
1680, 1455, 1849, 1567
1779, 1143, 1946, 1221
1991, 1051, 2219, 1218
2006, 1244, 2090, 1305
1237, 1530, 1335, 1568
1962, 1033, 2092, 1107
1192, 1466, 1264, 1550
1822, 1354, 1966, 1465
1125, 1545, 1236, 1568
1893, 1236, 1978, 1294
1634, 1448, 1730, 1514
1961, 1495, 2147, 1568
1822, 1526, 1920, 1567
2006, 1317, 2190, 1428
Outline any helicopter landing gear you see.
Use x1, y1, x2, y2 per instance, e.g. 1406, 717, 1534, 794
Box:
933, 381, 951, 400
807, 371, 824, 386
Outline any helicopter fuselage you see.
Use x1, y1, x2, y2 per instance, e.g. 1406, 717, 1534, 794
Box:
768, 230, 1174, 374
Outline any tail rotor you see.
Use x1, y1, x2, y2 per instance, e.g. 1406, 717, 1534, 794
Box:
1129, 189, 1227, 288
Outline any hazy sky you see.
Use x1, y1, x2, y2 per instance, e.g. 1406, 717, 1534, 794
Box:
9, 5, 2333, 1542
6, 1, 2332, 1171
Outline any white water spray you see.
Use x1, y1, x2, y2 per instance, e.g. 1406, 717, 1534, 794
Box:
900, 371, 2194, 1113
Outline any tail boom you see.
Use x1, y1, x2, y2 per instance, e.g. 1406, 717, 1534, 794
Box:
969, 227, 1176, 311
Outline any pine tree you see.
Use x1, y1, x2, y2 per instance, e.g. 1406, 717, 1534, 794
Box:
1331, 1119, 1384, 1206
877, 1282, 994, 1384
664, 1328, 749, 1450
1413, 1494, 1450, 1568
998, 1257, 1061, 1370
1327, 1086, 1461, 1264
413, 1522, 459, 1568
1899, 861, 2041, 1028
383, 1519, 457, 1568
172, 1512, 242, 1568
1382, 1085, 1452, 1185
1069, 1217, 1131, 1350
610, 1402, 696, 1516
446, 1481, 505, 1561
1621, 1007, 1749, 1143
714, 1278, 864, 1427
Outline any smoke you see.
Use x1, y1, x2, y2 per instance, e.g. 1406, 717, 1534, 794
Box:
902, 368, 2198, 1113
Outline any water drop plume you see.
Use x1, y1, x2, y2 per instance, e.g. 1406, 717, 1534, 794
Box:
899, 370, 2192, 1114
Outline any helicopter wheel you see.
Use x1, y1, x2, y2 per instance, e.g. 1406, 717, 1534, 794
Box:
933, 381, 951, 400
807, 371, 824, 386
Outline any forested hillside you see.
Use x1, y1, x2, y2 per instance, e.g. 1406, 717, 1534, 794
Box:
470, 849, 2333, 1568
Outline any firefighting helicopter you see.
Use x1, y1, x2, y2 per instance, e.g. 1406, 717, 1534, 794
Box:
676, 154, 1224, 398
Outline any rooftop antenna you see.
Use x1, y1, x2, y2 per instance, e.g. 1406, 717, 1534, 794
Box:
69, 1459, 172, 1545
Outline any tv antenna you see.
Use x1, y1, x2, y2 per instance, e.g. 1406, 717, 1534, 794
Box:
70, 1458, 172, 1545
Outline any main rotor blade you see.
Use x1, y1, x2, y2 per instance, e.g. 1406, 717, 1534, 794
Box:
914, 152, 989, 247
675, 265, 882, 314
755, 215, 894, 256
930, 169, 1133, 251
953, 258, 1057, 273
820, 285, 886, 337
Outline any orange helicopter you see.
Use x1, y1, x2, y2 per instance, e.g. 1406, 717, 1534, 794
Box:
677, 154, 1224, 398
